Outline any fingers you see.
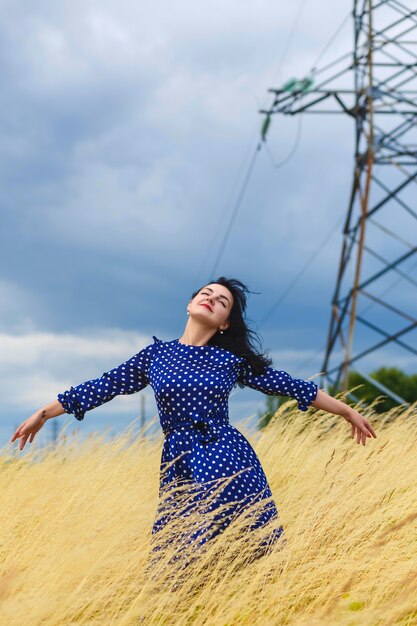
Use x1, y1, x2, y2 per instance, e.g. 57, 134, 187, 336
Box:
350, 421, 376, 446
13, 430, 36, 450
357, 426, 369, 445
11, 414, 45, 449
11, 430, 22, 443
358, 425, 375, 446
19, 434, 29, 451
359, 420, 377, 445
11, 424, 23, 443
349, 411, 377, 447
11, 423, 32, 450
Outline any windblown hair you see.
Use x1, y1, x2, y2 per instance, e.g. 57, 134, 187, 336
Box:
190, 276, 272, 387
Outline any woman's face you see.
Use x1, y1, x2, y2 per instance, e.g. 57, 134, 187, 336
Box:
187, 283, 234, 330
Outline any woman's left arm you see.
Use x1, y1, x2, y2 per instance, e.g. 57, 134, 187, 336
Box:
237, 361, 377, 446
311, 389, 377, 446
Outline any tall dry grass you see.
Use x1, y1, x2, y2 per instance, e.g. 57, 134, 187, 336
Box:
1, 395, 417, 626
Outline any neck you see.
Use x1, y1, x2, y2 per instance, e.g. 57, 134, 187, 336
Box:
179, 321, 216, 346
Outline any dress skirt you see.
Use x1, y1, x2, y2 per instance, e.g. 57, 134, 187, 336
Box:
146, 417, 286, 578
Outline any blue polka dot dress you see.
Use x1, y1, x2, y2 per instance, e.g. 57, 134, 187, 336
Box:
57, 335, 318, 570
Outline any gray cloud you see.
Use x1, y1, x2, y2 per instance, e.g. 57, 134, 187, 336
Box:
2, 0, 413, 450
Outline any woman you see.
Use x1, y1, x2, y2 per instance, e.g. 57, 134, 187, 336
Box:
11, 276, 377, 574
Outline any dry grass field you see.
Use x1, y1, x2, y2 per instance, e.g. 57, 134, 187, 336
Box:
1, 395, 417, 625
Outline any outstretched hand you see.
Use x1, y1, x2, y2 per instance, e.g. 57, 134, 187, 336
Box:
311, 390, 377, 446
11, 410, 48, 451
342, 409, 377, 446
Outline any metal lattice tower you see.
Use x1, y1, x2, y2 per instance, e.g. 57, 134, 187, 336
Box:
261, 0, 417, 402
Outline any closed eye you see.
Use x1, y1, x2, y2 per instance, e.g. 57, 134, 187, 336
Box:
201, 291, 227, 308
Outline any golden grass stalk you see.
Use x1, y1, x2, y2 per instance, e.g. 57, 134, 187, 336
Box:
1, 396, 417, 625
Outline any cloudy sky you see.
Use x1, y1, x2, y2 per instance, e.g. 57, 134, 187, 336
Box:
2, 0, 415, 453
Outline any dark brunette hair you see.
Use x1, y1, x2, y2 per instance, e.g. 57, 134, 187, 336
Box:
190, 276, 272, 386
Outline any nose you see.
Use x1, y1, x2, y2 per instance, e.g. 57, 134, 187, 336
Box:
202, 297, 213, 310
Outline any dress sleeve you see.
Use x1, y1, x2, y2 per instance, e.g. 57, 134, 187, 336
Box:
57, 340, 156, 421
238, 360, 319, 412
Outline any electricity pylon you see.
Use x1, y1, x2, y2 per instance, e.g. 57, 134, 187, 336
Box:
261, 0, 417, 402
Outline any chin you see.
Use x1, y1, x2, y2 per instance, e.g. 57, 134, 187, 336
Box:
192, 312, 216, 325
193, 309, 212, 318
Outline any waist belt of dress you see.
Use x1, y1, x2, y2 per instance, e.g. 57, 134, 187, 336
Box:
161, 409, 230, 445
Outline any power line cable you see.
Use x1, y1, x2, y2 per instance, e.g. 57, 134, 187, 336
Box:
293, 347, 324, 376
264, 116, 303, 168
208, 142, 262, 276
261, 9, 351, 159
203, 4, 351, 287
202, 0, 313, 280
193, 125, 263, 283
256, 10, 354, 369
294, 235, 417, 377
310, 10, 352, 73
272, 0, 310, 87
258, 211, 345, 328
251, 10, 358, 380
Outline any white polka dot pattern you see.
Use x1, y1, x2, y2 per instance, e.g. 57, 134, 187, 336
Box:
57, 335, 318, 564
237, 362, 318, 411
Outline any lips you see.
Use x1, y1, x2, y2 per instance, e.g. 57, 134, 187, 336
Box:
200, 303, 212, 311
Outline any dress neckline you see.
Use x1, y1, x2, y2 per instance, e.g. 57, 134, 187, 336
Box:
175, 338, 213, 348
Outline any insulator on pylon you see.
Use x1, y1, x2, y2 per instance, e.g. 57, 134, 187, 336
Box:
282, 76, 314, 93
299, 76, 314, 92
282, 78, 299, 92
261, 113, 271, 142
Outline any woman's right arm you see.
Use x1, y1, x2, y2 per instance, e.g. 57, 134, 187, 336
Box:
11, 399, 67, 451
42, 399, 67, 420
11, 340, 156, 451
